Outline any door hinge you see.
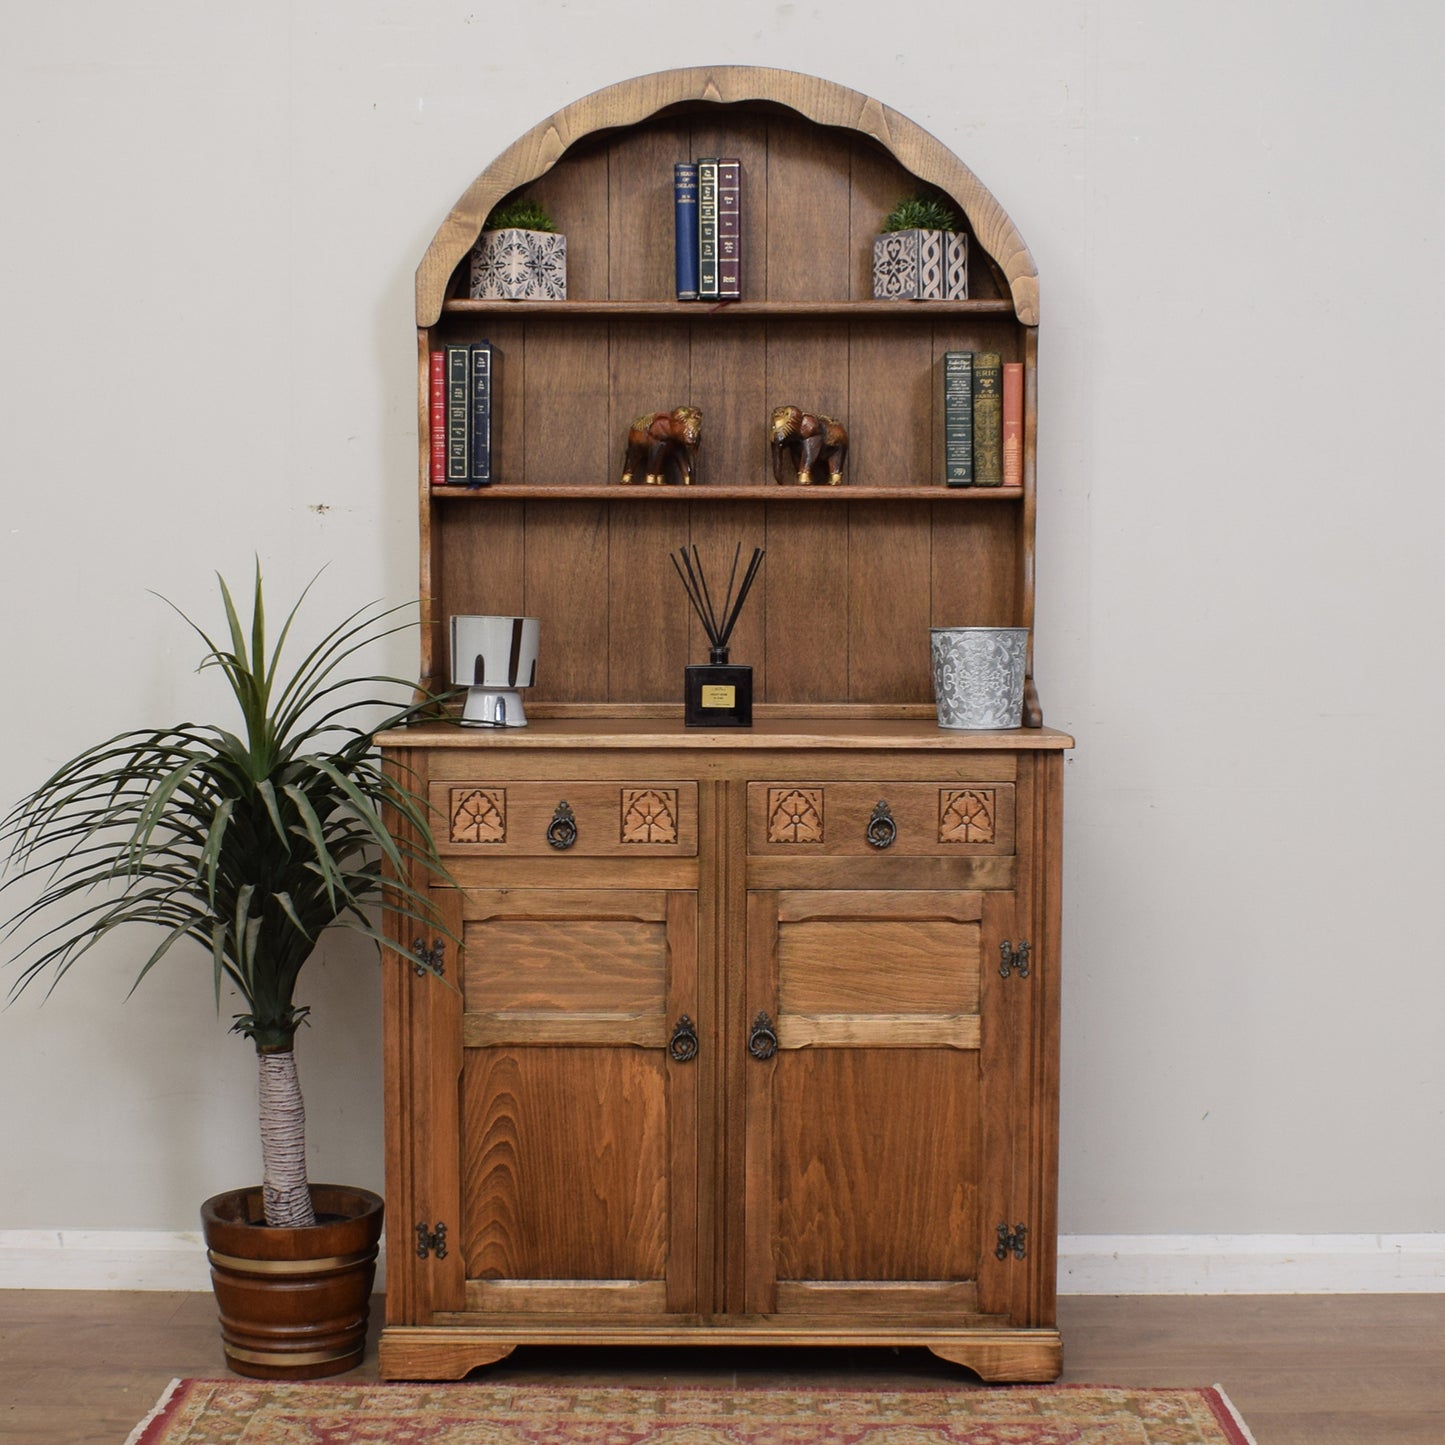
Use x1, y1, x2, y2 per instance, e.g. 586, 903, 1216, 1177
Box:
995, 1222, 1028, 1261
998, 940, 1031, 979
412, 938, 446, 978
415, 1221, 448, 1259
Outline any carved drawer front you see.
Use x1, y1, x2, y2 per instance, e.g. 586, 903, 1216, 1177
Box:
433, 781, 697, 857
748, 782, 1015, 856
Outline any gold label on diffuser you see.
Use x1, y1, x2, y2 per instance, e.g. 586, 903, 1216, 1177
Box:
701, 684, 736, 708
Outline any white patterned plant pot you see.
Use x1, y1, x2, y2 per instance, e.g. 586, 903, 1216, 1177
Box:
872, 229, 946, 300
469, 229, 567, 301
944, 232, 969, 299
931, 627, 1028, 729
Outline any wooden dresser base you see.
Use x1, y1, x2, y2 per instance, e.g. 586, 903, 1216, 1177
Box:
378, 1322, 1064, 1384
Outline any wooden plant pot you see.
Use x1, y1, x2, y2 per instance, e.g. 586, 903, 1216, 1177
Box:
200, 1184, 383, 1379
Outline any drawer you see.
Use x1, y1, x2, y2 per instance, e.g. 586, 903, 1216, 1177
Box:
433, 780, 698, 857
747, 781, 1015, 856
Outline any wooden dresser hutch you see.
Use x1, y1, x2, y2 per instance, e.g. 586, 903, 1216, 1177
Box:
378, 66, 1071, 1383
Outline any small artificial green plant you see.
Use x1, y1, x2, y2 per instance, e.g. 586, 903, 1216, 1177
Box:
882, 195, 960, 234
483, 198, 557, 233
0, 566, 449, 1230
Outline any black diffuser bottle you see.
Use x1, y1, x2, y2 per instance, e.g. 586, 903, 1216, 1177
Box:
673, 544, 764, 728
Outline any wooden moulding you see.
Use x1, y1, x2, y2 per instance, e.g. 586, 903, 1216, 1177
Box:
378, 1324, 1064, 1383
416, 66, 1038, 326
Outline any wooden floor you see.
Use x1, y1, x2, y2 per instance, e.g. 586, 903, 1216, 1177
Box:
1, 1292, 1442, 1444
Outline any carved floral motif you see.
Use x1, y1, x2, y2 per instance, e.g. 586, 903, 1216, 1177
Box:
939, 788, 996, 844
767, 787, 824, 844
621, 789, 679, 845
450, 788, 506, 844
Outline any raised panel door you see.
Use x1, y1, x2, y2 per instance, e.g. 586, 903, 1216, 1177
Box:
742, 888, 1028, 1324
413, 885, 703, 1321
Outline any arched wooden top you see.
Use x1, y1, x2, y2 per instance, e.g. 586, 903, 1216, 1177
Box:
416, 66, 1038, 326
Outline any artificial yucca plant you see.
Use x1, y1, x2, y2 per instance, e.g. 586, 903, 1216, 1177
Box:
0, 568, 447, 1229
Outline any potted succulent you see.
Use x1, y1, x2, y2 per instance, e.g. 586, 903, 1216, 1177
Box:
0, 567, 449, 1378
469, 196, 567, 300
872, 193, 969, 301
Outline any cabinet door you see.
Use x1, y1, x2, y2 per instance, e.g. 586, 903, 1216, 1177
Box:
743, 888, 1029, 1323
413, 886, 702, 1320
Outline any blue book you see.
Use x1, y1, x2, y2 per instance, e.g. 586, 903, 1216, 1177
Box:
674, 162, 699, 301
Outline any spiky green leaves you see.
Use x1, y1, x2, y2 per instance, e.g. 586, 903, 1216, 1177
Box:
0, 565, 449, 1049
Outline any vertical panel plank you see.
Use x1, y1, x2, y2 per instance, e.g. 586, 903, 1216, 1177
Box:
848, 318, 932, 488
764, 117, 852, 300
609, 314, 692, 701
932, 506, 1021, 629
848, 501, 932, 703
609, 121, 691, 300
438, 501, 525, 627
524, 320, 609, 487
527, 140, 609, 300
523, 500, 609, 703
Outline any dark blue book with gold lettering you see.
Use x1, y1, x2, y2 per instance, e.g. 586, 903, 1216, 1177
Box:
674, 162, 699, 300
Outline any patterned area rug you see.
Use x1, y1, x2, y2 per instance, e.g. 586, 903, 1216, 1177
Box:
128, 1379, 1258, 1444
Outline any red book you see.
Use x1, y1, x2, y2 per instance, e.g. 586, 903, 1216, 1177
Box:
1002, 362, 1024, 489
428, 350, 446, 485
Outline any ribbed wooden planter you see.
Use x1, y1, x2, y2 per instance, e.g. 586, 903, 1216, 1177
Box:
201, 1184, 383, 1379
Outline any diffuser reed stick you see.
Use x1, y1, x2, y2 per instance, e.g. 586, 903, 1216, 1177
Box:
670, 544, 765, 663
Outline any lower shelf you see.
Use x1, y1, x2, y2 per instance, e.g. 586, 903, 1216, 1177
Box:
378, 1321, 1064, 1384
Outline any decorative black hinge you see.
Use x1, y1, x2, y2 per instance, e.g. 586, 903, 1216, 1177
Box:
995, 1222, 1028, 1261
998, 940, 1032, 979
412, 938, 446, 978
415, 1220, 448, 1259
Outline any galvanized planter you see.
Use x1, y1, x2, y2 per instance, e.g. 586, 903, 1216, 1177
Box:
931, 626, 1028, 729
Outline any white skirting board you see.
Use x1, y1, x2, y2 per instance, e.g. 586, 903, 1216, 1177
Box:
0, 1231, 1441, 1293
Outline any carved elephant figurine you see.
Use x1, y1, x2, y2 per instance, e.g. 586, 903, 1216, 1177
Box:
769, 404, 848, 485
619, 406, 703, 485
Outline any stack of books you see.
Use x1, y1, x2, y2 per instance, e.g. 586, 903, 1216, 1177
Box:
674, 159, 741, 301
429, 341, 495, 487
943, 352, 1024, 487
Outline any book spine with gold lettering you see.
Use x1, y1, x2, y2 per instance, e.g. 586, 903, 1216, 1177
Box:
429, 349, 446, 485
674, 162, 699, 300
717, 157, 741, 300
972, 352, 1003, 486
445, 344, 470, 484
697, 158, 719, 299
1002, 361, 1023, 489
943, 350, 973, 486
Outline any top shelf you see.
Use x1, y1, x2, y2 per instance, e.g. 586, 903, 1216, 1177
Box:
439, 299, 1018, 320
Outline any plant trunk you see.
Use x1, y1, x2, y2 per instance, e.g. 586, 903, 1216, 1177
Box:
257, 1046, 316, 1228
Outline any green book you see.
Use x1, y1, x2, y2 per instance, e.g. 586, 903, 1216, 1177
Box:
972, 352, 1003, 486
944, 351, 973, 486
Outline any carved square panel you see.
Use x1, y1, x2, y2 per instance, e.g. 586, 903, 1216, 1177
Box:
620, 788, 679, 845
939, 788, 996, 844
451, 787, 506, 844
768, 787, 825, 844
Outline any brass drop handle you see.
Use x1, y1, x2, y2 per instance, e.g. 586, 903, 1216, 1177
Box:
546, 800, 577, 850
747, 1011, 778, 1060
669, 1015, 699, 1062
866, 799, 897, 849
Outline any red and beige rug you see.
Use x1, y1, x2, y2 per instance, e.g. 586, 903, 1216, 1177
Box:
128, 1379, 1258, 1444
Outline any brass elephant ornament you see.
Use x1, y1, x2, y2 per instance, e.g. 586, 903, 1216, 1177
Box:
619, 406, 703, 485
769, 405, 848, 485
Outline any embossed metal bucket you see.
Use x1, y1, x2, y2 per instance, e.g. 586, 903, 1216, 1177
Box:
931, 627, 1028, 729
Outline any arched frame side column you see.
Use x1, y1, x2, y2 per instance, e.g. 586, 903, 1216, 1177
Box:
416, 66, 1037, 326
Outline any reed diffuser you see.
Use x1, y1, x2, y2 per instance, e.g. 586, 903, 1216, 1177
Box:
671, 543, 765, 727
